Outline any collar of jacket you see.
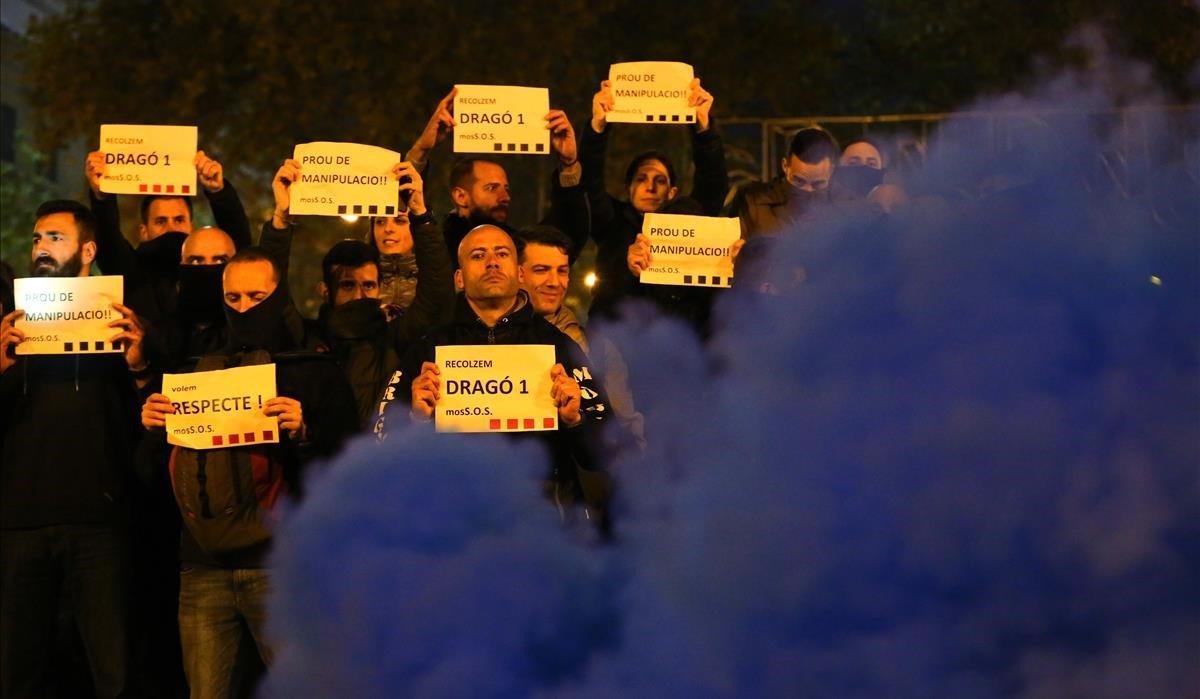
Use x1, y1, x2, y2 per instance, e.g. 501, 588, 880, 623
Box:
763, 177, 792, 207
452, 289, 533, 330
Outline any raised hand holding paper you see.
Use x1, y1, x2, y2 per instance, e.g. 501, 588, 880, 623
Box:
453, 85, 550, 155
436, 345, 557, 433
289, 142, 402, 217
98, 124, 198, 195
163, 365, 279, 450
607, 62, 695, 124
640, 213, 740, 288
14, 276, 124, 354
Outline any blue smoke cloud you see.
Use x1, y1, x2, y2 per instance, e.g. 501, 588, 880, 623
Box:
265, 40, 1200, 698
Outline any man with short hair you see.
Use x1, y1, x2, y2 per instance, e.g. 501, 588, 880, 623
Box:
1, 199, 151, 699
380, 225, 612, 511
139, 247, 357, 698
731, 126, 858, 238
515, 225, 585, 350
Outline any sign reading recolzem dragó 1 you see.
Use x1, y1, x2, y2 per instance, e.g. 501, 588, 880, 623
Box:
435, 344, 557, 433
13, 276, 124, 355
640, 213, 741, 288
453, 85, 550, 155
163, 364, 279, 450
289, 142, 402, 217
98, 124, 198, 196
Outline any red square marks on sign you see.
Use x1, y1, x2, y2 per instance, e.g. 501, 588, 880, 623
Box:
182, 185, 191, 194
212, 435, 223, 446
507, 418, 519, 430
139, 184, 149, 192
262, 430, 274, 442
228, 433, 240, 445
165, 184, 175, 193
489, 419, 502, 430
243, 432, 255, 444
543, 418, 555, 429
523, 418, 535, 429
152, 184, 162, 193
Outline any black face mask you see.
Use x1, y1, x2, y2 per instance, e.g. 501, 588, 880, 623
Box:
136, 232, 188, 273
788, 187, 831, 214
321, 297, 386, 341
834, 165, 886, 198
223, 286, 295, 354
177, 263, 226, 323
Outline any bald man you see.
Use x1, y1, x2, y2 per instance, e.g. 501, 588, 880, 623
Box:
377, 225, 615, 526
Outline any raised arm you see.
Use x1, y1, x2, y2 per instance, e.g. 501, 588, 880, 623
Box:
580, 81, 619, 242
389, 162, 456, 349
543, 108, 590, 256
196, 151, 252, 250
85, 151, 140, 277
687, 78, 729, 216
257, 159, 302, 286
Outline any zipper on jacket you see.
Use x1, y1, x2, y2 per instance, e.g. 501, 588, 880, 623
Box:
487, 326, 495, 344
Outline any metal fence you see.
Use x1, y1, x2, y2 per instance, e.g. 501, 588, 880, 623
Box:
719, 105, 1200, 193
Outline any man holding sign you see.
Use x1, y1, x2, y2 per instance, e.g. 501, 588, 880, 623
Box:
403, 88, 590, 262
1, 200, 153, 698
550, 71, 730, 336
379, 225, 613, 515
85, 140, 254, 362
138, 247, 357, 697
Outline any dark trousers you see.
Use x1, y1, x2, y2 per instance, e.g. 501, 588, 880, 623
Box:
1, 524, 132, 698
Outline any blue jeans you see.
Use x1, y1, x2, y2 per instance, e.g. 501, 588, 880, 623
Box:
177, 565, 273, 699
0, 524, 132, 698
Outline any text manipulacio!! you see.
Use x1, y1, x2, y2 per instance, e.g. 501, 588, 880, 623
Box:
14, 276, 125, 355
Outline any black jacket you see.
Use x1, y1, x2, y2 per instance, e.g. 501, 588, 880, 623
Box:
379, 293, 613, 487
1, 353, 141, 529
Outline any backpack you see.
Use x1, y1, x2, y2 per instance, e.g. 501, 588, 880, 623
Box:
168, 350, 285, 555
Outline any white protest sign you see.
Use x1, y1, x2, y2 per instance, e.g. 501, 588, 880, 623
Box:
289, 142, 402, 217
14, 276, 124, 355
640, 213, 740, 288
98, 125, 198, 196
454, 85, 550, 155
163, 364, 279, 450
435, 344, 557, 433
607, 62, 695, 125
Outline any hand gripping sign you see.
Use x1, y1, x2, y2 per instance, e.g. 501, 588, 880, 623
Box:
289, 142, 402, 217
607, 62, 695, 124
98, 125, 198, 196
640, 213, 741, 288
436, 345, 557, 433
14, 276, 124, 355
163, 365, 280, 450
454, 85, 550, 155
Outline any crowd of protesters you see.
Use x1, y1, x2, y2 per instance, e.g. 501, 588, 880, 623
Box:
2, 77, 930, 698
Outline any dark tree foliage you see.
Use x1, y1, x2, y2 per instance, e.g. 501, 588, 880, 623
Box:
14, 0, 1198, 310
